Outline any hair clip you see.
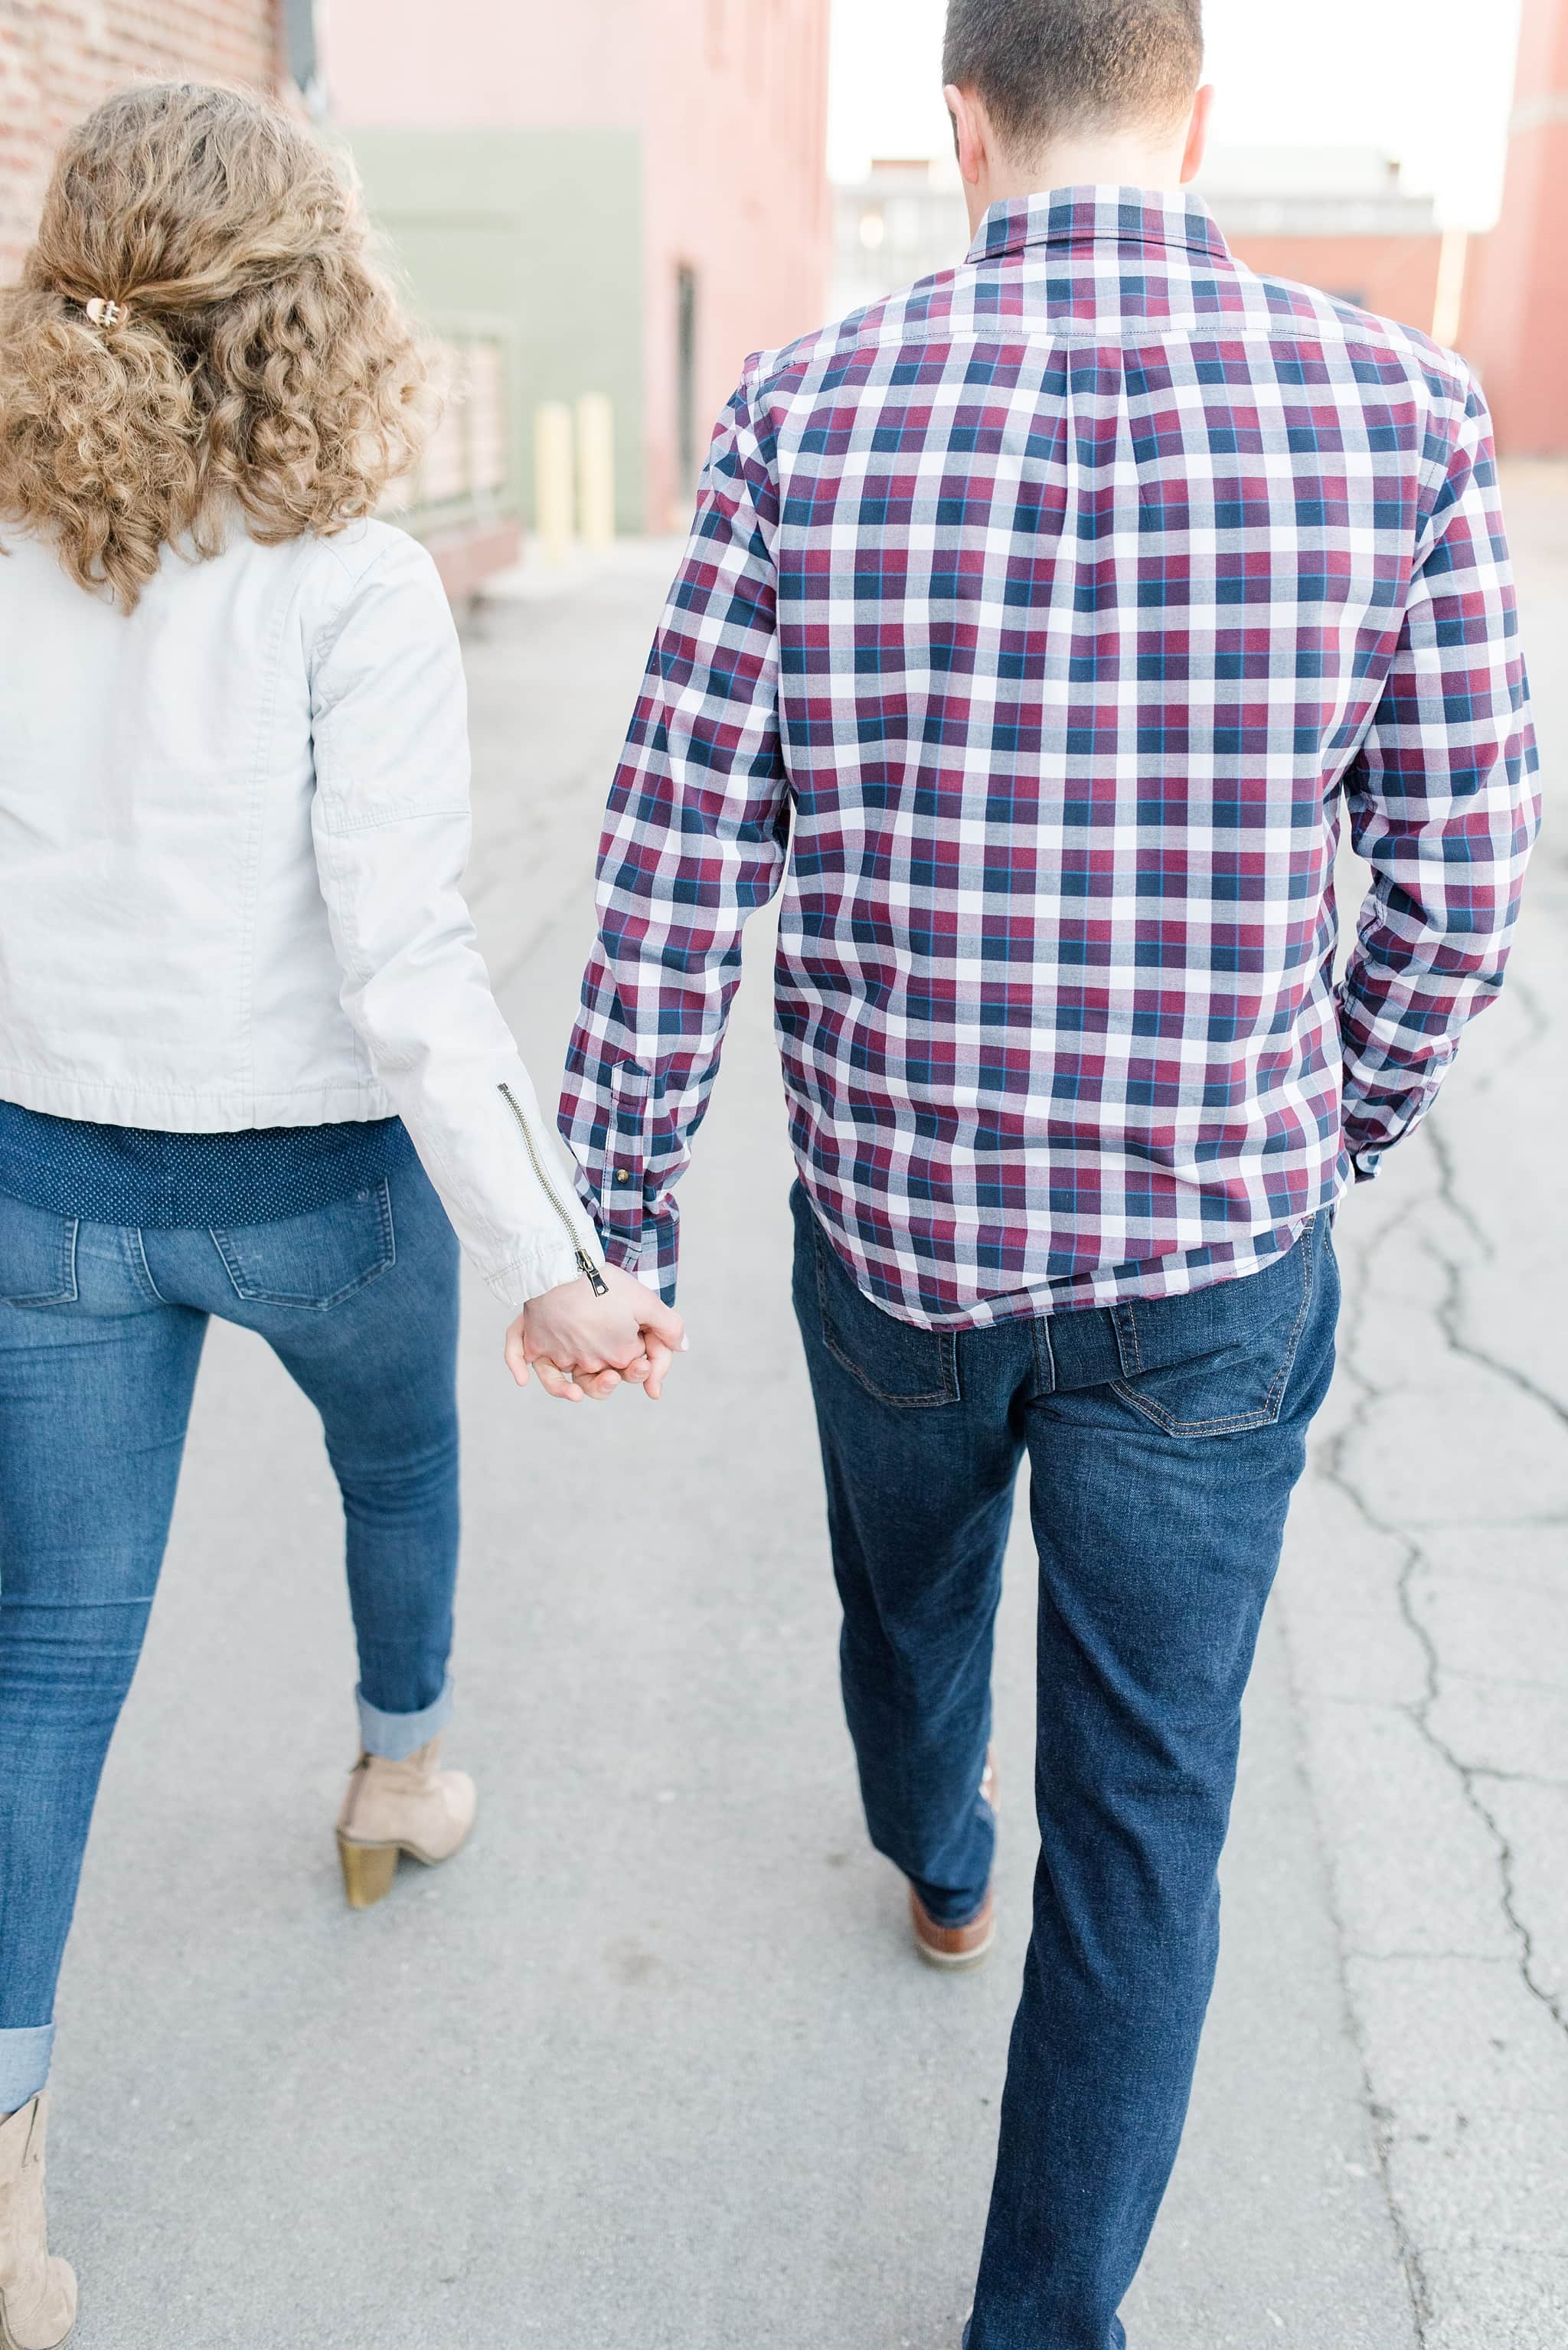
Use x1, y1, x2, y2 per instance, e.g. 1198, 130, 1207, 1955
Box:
83, 297, 127, 328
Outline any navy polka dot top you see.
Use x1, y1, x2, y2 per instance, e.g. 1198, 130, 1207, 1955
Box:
0, 1100, 414, 1230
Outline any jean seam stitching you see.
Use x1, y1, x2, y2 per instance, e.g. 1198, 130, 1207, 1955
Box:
132, 1227, 168, 1305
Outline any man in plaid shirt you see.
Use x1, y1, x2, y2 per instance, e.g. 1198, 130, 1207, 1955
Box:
557, 2, 1539, 2338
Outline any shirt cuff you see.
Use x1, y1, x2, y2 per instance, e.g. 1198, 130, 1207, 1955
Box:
601, 1226, 669, 1292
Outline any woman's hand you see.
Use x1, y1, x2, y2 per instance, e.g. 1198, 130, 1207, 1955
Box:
504, 1264, 686, 1404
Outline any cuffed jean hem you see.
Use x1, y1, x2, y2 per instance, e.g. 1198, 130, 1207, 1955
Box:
356, 1674, 454, 1762
0, 2026, 55, 2112
913, 1874, 995, 1930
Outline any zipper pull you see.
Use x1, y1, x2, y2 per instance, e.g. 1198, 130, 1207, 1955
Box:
498, 1082, 610, 1294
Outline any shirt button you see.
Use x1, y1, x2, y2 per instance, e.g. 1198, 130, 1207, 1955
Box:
616, 1171, 631, 1184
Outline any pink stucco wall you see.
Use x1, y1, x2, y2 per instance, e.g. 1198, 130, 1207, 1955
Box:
641, 0, 832, 526
325, 0, 649, 128
328, 0, 832, 528
1462, 0, 1568, 454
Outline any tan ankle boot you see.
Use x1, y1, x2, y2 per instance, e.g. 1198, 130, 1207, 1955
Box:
0, 2097, 76, 2350
335, 1737, 476, 1909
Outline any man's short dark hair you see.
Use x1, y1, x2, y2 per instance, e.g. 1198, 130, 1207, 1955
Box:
944, 0, 1204, 154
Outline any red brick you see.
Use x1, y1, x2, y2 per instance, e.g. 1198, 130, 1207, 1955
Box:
0, 0, 279, 273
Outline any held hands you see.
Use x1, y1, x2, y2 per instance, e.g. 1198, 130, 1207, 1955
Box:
505, 1263, 687, 1404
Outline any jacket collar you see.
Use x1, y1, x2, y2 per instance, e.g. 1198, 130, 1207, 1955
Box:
965, 185, 1233, 269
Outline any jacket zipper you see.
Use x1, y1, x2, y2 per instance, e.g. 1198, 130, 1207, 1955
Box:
498, 1083, 609, 1296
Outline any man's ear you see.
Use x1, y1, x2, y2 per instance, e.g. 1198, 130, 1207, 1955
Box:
944, 83, 990, 190
1180, 84, 1216, 186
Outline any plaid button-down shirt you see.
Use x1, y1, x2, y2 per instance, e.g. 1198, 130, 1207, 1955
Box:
560, 189, 1539, 1329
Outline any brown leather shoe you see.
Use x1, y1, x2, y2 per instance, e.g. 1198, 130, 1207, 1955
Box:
909, 1744, 998, 1969
910, 1882, 997, 1970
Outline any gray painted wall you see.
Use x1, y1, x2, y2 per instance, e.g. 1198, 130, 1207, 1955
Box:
345, 128, 647, 536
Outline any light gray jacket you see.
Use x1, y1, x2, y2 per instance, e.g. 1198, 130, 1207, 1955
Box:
0, 517, 604, 1310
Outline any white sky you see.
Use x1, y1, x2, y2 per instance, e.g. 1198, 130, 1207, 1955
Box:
828, 0, 1525, 229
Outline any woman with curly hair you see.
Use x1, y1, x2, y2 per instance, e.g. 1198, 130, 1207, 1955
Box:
0, 81, 681, 2345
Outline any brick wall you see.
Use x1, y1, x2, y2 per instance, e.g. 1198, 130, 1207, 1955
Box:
0, 2, 280, 272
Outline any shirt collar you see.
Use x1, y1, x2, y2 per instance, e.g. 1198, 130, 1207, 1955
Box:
965, 185, 1232, 269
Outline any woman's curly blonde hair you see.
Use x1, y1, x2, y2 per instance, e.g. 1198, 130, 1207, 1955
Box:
0, 80, 434, 610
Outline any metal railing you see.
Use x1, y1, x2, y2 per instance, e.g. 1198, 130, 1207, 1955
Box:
387, 316, 522, 545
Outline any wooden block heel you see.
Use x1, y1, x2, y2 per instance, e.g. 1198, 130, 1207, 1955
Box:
334, 1738, 475, 1908
337, 1834, 399, 1909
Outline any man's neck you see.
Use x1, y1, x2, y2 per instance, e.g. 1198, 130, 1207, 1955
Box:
962, 134, 1191, 237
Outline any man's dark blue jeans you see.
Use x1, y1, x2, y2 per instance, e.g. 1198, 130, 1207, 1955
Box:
791, 1185, 1340, 2350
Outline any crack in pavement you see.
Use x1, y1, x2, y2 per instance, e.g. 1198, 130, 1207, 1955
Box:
1421, 959, 1567, 1438
1346, 1948, 1527, 1966
1310, 1017, 1568, 2339
1315, 1179, 1439, 2340
1421, 1127, 1568, 1439
1274, 1574, 1434, 2342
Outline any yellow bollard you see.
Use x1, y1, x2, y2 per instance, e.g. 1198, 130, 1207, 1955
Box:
577, 394, 616, 551
534, 401, 575, 564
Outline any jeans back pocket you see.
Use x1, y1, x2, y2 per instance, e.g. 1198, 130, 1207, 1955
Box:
793, 1185, 959, 1409
210, 1182, 396, 1312
0, 1191, 79, 1308
1109, 1217, 1321, 1438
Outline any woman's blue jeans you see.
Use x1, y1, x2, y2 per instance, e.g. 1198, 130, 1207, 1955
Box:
0, 1162, 461, 2108
792, 1187, 1341, 2350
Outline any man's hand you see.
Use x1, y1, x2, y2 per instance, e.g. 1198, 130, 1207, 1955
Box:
504, 1263, 686, 1404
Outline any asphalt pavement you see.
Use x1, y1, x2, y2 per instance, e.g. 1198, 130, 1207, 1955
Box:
47, 476, 1566, 2349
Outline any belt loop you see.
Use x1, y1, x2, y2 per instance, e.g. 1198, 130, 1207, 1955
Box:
1111, 1299, 1141, 1378
1031, 1310, 1057, 1397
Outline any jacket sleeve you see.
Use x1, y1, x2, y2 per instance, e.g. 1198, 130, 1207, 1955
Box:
308, 531, 606, 1311
1337, 372, 1540, 1178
